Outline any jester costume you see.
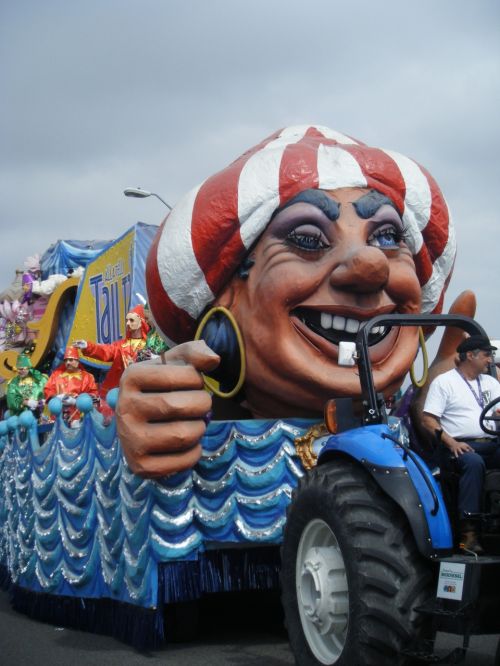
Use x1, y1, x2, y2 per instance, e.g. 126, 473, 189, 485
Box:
83, 305, 149, 400
44, 365, 98, 400
6, 356, 47, 416
44, 347, 98, 424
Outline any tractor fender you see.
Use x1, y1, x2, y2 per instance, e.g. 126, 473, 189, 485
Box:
316, 423, 453, 559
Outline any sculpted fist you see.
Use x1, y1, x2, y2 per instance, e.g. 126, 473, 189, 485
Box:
116, 340, 220, 478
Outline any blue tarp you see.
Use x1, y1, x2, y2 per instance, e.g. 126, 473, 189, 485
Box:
129, 222, 158, 308
41, 239, 111, 278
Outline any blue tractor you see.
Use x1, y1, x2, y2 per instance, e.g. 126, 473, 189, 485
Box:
281, 314, 500, 665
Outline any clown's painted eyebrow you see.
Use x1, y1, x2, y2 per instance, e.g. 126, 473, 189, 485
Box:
353, 190, 399, 219
272, 189, 341, 221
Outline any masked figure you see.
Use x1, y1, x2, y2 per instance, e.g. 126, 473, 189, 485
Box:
117, 125, 455, 477
73, 305, 149, 418
6, 354, 47, 417
44, 346, 98, 425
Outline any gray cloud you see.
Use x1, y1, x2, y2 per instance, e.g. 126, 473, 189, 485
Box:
1, 0, 499, 335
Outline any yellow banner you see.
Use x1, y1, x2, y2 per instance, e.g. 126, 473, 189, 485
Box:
68, 229, 134, 368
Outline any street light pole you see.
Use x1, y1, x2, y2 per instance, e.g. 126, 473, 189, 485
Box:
123, 187, 172, 210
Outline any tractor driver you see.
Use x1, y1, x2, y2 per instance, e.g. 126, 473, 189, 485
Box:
422, 335, 500, 554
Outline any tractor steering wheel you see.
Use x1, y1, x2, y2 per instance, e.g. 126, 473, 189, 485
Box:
479, 395, 500, 436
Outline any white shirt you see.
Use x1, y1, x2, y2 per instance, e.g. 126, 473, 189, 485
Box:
424, 368, 500, 439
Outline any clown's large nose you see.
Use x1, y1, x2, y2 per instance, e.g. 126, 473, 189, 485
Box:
329, 245, 390, 293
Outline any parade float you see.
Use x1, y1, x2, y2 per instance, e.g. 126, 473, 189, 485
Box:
1, 125, 500, 663
0, 218, 310, 647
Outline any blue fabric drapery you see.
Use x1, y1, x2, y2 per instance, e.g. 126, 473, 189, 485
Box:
0, 411, 310, 612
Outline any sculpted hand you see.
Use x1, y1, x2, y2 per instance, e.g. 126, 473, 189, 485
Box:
73, 340, 87, 349
116, 340, 220, 478
425, 290, 476, 386
27, 398, 38, 410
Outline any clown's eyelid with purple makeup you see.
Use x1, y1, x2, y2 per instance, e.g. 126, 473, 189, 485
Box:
366, 206, 406, 247
269, 190, 340, 248
272, 205, 332, 235
270, 206, 332, 252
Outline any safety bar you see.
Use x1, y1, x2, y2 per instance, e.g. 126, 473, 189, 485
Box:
355, 314, 490, 425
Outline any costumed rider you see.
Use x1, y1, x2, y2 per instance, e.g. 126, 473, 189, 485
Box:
136, 302, 169, 361
73, 304, 149, 420
6, 354, 47, 418
423, 335, 500, 554
44, 346, 99, 427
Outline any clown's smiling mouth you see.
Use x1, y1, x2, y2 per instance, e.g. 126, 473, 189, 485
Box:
291, 307, 390, 346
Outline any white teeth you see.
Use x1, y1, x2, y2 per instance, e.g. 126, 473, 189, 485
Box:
318, 314, 387, 337
321, 313, 333, 328
332, 315, 346, 331
345, 319, 360, 334
319, 313, 359, 333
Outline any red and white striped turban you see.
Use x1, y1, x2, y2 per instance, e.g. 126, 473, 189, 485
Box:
146, 125, 455, 345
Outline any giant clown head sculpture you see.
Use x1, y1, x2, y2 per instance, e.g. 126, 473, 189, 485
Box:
146, 125, 455, 418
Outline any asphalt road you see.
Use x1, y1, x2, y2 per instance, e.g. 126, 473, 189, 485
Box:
1, 588, 499, 665
0, 589, 294, 666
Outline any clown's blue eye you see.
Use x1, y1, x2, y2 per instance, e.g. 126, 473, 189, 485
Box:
287, 227, 330, 251
368, 225, 404, 249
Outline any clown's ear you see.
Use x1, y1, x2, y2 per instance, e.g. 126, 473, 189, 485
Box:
214, 251, 256, 310
213, 279, 240, 309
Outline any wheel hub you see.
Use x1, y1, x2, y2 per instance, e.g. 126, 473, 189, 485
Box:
295, 519, 349, 663
300, 546, 348, 636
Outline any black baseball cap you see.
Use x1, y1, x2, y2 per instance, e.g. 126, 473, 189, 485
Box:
456, 335, 497, 354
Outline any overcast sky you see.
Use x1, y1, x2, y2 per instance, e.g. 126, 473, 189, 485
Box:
1, 1, 499, 338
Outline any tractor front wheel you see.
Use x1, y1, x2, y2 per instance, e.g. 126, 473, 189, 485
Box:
281, 458, 433, 665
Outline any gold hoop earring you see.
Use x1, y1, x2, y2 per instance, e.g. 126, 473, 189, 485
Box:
410, 326, 429, 388
194, 306, 246, 399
